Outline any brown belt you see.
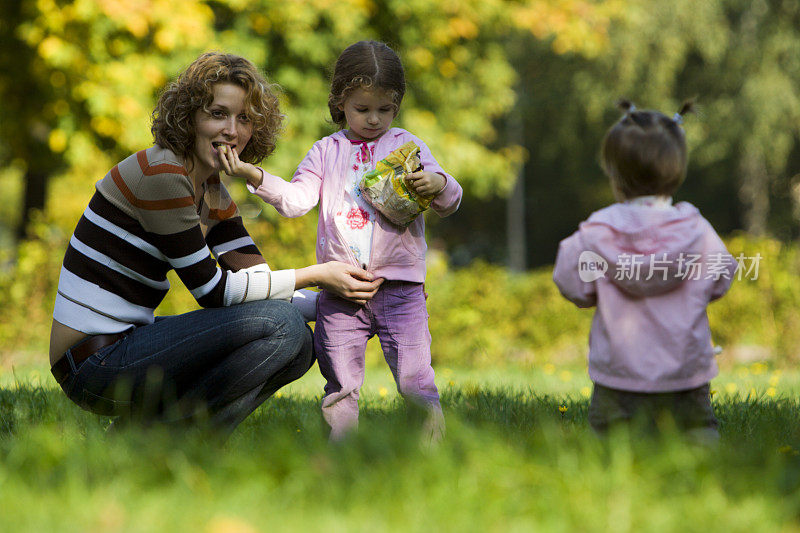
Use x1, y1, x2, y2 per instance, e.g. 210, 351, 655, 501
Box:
50, 332, 128, 385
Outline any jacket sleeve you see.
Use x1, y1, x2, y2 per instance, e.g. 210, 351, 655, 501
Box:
250, 140, 324, 218
701, 221, 736, 302
553, 231, 597, 308
411, 135, 462, 217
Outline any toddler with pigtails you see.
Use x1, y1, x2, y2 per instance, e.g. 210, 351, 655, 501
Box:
553, 100, 735, 437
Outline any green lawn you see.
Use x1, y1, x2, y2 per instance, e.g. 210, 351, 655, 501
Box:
2, 361, 800, 532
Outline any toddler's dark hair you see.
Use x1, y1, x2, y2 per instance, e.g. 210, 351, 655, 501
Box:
328, 40, 406, 128
601, 99, 695, 199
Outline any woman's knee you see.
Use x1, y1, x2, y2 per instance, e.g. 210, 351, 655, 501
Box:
237, 300, 306, 339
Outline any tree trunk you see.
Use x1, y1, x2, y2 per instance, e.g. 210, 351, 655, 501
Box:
16, 169, 47, 240
738, 149, 769, 236
506, 110, 527, 272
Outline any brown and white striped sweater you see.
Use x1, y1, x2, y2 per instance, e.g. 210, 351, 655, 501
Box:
53, 145, 296, 335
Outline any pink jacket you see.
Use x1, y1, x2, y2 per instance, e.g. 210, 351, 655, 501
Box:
553, 201, 735, 392
251, 128, 462, 282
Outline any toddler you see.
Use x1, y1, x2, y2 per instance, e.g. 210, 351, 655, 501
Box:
553, 100, 735, 437
225, 40, 462, 441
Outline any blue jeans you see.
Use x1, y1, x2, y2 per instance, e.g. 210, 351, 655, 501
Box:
58, 300, 314, 432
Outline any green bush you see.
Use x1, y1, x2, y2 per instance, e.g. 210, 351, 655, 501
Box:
2, 230, 799, 368
426, 233, 800, 367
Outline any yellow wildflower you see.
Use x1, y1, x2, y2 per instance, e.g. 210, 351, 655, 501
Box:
779, 445, 799, 456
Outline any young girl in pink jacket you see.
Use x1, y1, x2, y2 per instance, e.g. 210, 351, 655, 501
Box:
553, 101, 735, 437
221, 40, 462, 441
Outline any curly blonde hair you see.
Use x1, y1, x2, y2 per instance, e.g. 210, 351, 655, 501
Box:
151, 52, 283, 164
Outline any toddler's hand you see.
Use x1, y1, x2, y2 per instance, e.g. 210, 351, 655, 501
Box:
218, 144, 263, 187
405, 171, 445, 197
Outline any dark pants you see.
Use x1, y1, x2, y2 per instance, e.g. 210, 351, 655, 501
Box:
54, 300, 315, 432
588, 382, 718, 436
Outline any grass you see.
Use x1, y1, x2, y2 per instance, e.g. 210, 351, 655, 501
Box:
2, 361, 800, 532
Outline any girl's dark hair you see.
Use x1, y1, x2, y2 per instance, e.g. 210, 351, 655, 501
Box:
601, 99, 695, 199
151, 52, 283, 164
328, 40, 406, 128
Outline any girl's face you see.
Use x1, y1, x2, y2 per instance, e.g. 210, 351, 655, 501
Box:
192, 82, 253, 179
339, 87, 396, 141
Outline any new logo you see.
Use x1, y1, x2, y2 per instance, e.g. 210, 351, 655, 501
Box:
578, 251, 608, 282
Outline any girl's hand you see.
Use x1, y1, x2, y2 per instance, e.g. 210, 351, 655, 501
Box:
218, 144, 263, 188
404, 171, 445, 197
296, 262, 383, 305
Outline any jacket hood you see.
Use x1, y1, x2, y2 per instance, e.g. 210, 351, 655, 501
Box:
578, 201, 706, 297
331, 128, 406, 146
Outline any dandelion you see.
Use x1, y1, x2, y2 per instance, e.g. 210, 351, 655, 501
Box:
767, 387, 777, 398
580, 386, 591, 398
558, 405, 568, 414
378, 387, 388, 398
769, 374, 781, 387
750, 362, 767, 375
559, 370, 572, 382
448, 380, 455, 387
275, 391, 283, 399
710, 389, 717, 397
206, 516, 258, 533
725, 382, 737, 394
543, 363, 555, 375
749, 387, 757, 398
779, 445, 799, 456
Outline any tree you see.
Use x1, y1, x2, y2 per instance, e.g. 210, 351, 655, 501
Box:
0, 0, 215, 240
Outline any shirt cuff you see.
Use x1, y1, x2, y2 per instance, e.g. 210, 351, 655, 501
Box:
269, 269, 296, 300
246, 167, 264, 194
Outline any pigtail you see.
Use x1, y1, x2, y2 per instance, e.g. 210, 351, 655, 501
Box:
673, 98, 696, 125
617, 99, 635, 112
617, 99, 636, 116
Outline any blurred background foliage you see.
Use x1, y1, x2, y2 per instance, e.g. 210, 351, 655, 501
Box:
1, 0, 799, 365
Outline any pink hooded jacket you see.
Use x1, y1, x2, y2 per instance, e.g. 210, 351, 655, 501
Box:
250, 128, 462, 282
553, 201, 735, 392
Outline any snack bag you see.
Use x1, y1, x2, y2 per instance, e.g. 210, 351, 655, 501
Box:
358, 141, 433, 227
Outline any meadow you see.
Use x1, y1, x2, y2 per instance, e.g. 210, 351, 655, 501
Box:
2, 359, 800, 532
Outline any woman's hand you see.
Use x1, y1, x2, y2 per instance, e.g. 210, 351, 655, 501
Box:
404, 170, 446, 197
218, 145, 263, 188
295, 262, 383, 304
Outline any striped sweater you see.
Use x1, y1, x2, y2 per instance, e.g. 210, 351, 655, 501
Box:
53, 145, 296, 335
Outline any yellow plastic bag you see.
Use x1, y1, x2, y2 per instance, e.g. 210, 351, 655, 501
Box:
358, 141, 433, 227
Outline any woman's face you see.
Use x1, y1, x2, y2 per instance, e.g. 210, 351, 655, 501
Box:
192, 82, 253, 179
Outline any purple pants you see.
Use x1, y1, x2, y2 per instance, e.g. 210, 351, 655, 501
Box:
314, 280, 440, 438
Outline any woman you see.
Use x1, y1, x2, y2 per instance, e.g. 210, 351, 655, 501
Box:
49, 52, 381, 432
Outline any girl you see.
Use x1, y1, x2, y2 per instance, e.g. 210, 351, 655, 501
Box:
223, 40, 462, 441
553, 101, 735, 437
